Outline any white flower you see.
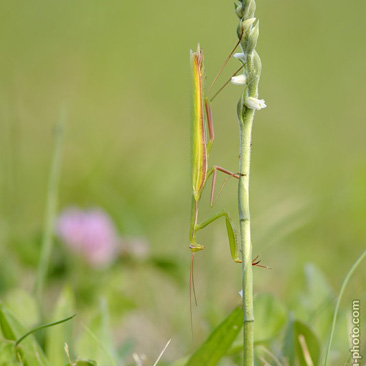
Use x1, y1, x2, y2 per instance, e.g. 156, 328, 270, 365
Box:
239, 290, 243, 298
245, 97, 267, 110
231, 74, 247, 85
233, 52, 246, 63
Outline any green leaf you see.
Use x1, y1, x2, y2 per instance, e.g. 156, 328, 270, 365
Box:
4, 289, 39, 329
76, 298, 117, 366
300, 264, 334, 314
228, 295, 287, 357
283, 316, 321, 366
46, 285, 75, 366
0, 342, 18, 365
0, 302, 49, 366
185, 306, 243, 366
283, 315, 295, 365
169, 355, 190, 366
254, 293, 287, 343
291, 264, 336, 348
65, 360, 97, 366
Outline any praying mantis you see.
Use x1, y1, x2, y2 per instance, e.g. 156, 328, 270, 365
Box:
188, 42, 265, 311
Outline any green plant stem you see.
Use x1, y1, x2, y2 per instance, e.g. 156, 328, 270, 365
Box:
237, 50, 262, 366
35, 111, 65, 317
238, 106, 255, 365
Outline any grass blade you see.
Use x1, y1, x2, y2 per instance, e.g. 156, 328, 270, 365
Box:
15, 314, 76, 347
324, 250, 366, 366
35, 107, 66, 311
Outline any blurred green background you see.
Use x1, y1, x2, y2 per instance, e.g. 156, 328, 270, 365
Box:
0, 0, 365, 362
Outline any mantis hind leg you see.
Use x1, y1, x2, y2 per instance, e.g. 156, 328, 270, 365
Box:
208, 166, 244, 207
204, 99, 244, 207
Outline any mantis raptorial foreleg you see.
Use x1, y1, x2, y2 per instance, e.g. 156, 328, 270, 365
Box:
189, 166, 242, 262
194, 209, 242, 263
208, 166, 242, 207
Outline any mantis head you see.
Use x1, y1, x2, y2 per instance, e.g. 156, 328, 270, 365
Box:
189, 242, 205, 252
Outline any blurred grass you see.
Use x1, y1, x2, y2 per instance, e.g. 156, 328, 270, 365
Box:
0, 0, 365, 360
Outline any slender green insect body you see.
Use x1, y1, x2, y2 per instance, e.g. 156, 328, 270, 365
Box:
189, 44, 241, 261
191, 46, 207, 204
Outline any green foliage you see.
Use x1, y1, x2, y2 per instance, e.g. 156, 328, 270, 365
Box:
253, 293, 287, 343
0, 259, 362, 366
65, 361, 97, 366
201, 258, 363, 366
46, 286, 75, 366
292, 263, 337, 342
0, 342, 19, 366
4, 289, 39, 329
185, 306, 243, 366
282, 317, 321, 366
0, 302, 49, 366
0, 300, 98, 366
75, 299, 117, 366
301, 264, 335, 313
324, 251, 366, 366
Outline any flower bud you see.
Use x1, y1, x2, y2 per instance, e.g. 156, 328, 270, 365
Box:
245, 97, 266, 110
233, 52, 246, 63
238, 17, 256, 42
245, 20, 259, 54
243, 0, 256, 19
243, 17, 256, 31
253, 50, 262, 74
237, 23, 243, 39
234, 2, 244, 18
231, 74, 247, 85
